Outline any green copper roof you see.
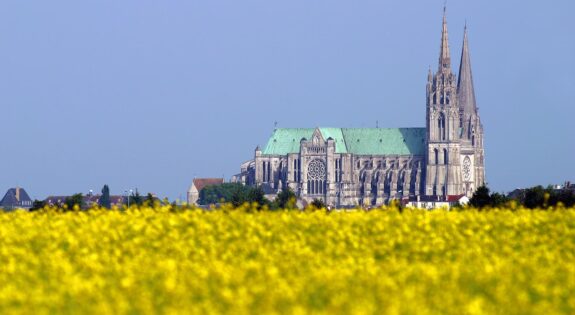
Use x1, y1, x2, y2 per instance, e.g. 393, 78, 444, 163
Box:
261, 128, 425, 156
262, 128, 347, 155
341, 128, 426, 155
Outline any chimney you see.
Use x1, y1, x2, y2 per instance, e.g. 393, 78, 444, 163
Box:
15, 187, 20, 202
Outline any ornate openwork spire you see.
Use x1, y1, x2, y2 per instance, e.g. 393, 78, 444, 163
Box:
438, 6, 451, 70
457, 25, 477, 113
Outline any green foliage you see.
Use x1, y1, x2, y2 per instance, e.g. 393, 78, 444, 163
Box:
30, 200, 46, 211
310, 198, 326, 210
128, 190, 144, 207
272, 188, 296, 210
554, 189, 575, 207
199, 183, 270, 208
99, 185, 111, 209
65, 193, 84, 210
470, 184, 575, 210
145, 193, 157, 207
199, 183, 241, 205
517, 185, 575, 209
469, 185, 510, 209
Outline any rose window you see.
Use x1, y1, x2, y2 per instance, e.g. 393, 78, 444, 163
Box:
308, 159, 326, 180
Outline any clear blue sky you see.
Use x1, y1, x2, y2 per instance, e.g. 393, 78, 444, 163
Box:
0, 1, 573, 200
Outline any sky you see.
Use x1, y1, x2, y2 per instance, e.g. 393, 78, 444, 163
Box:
0, 0, 573, 200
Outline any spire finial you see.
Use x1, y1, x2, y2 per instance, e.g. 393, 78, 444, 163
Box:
438, 5, 451, 70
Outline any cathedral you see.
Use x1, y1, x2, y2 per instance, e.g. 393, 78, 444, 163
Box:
233, 11, 485, 207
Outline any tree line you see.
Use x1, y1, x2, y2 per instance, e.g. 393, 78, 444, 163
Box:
198, 183, 326, 210
469, 185, 575, 209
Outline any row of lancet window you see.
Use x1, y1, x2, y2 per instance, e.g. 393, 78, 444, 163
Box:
335, 158, 342, 182
307, 180, 325, 195
293, 159, 301, 182
432, 93, 450, 105
433, 149, 449, 165
262, 161, 271, 182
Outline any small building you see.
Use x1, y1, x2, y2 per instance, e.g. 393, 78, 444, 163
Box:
45, 195, 127, 208
405, 194, 468, 209
84, 195, 127, 208
0, 187, 33, 210
187, 178, 224, 205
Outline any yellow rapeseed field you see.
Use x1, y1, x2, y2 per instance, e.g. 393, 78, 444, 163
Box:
0, 205, 573, 315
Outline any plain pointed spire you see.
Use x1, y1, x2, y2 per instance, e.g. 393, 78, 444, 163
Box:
457, 25, 477, 113
438, 7, 451, 70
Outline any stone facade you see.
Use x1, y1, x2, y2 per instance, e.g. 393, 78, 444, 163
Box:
233, 11, 485, 207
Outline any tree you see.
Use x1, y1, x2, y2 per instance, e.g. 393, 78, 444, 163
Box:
198, 183, 243, 205
99, 185, 111, 209
556, 189, 575, 207
469, 185, 491, 209
524, 186, 546, 208
310, 198, 326, 210
230, 185, 249, 207
30, 199, 45, 211
197, 183, 272, 208
247, 186, 268, 208
129, 190, 144, 207
490, 192, 510, 207
515, 185, 575, 209
273, 188, 297, 210
469, 185, 510, 209
146, 193, 156, 206
65, 193, 84, 210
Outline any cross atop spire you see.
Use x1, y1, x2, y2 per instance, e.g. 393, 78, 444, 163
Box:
438, 6, 451, 71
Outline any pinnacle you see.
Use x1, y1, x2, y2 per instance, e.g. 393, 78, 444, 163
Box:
438, 8, 451, 70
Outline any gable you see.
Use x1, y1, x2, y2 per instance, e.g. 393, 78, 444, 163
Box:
193, 178, 225, 192
262, 128, 347, 155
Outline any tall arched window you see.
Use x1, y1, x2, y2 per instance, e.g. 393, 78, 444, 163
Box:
438, 113, 446, 141
434, 149, 439, 165
443, 149, 448, 165
267, 162, 271, 182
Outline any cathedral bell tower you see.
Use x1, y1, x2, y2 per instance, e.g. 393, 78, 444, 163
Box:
425, 9, 463, 197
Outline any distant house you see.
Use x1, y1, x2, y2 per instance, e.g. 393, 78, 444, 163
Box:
405, 194, 468, 209
45, 195, 126, 208
84, 195, 127, 208
187, 178, 224, 205
0, 187, 33, 210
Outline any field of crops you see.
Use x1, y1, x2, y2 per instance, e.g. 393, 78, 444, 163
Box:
0, 205, 574, 314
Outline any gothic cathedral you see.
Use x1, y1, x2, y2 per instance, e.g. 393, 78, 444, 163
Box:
233, 11, 485, 207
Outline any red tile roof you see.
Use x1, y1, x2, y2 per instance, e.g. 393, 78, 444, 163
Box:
446, 194, 466, 202
193, 178, 224, 192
